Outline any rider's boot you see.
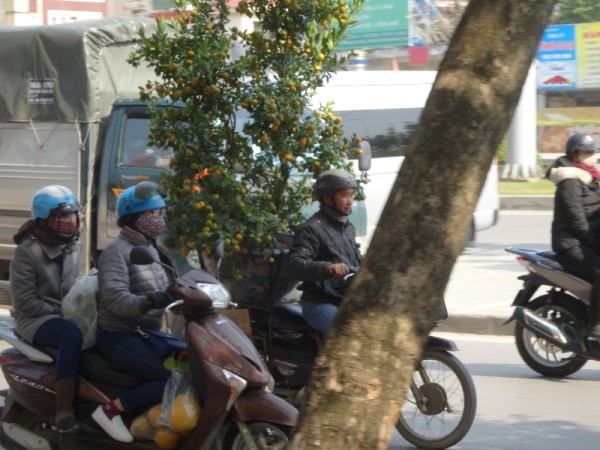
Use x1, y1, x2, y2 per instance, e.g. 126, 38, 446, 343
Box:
55, 378, 78, 432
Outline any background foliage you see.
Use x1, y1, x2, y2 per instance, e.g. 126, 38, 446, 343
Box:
551, 0, 600, 23
130, 0, 366, 278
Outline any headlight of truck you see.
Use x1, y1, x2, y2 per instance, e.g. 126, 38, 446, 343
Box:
196, 282, 231, 309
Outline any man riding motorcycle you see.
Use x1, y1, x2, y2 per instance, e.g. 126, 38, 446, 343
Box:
286, 169, 362, 335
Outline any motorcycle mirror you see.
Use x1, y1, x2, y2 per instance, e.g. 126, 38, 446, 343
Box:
358, 140, 372, 172
130, 246, 156, 265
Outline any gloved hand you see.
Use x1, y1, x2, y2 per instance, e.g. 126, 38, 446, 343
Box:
142, 290, 174, 311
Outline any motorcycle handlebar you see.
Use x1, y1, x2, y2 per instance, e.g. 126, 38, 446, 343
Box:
167, 284, 213, 310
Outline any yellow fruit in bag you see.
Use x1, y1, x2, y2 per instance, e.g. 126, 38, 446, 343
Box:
154, 426, 180, 450
130, 413, 155, 440
148, 404, 163, 427
168, 393, 200, 432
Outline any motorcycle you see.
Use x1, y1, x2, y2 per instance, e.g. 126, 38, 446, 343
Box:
505, 246, 600, 377
237, 267, 477, 450
0, 246, 297, 450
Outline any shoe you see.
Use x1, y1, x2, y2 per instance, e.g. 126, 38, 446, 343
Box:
91, 405, 133, 443
588, 323, 600, 341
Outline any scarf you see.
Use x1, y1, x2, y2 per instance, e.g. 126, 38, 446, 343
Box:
13, 219, 78, 246
572, 161, 600, 181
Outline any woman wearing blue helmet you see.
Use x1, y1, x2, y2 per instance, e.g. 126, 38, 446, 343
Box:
92, 181, 174, 442
10, 185, 83, 432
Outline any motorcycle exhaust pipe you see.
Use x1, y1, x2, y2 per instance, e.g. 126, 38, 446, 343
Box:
506, 306, 571, 347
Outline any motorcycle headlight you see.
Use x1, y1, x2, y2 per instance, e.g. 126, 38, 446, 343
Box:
196, 282, 231, 309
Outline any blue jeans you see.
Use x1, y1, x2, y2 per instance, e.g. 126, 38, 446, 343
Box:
301, 302, 339, 335
33, 318, 82, 381
96, 328, 171, 413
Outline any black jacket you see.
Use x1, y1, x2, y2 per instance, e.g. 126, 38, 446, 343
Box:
286, 209, 361, 305
548, 156, 600, 252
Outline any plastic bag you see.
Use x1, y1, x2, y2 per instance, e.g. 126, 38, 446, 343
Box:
159, 370, 200, 433
61, 268, 98, 349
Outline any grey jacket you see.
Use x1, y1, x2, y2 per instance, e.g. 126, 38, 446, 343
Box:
286, 209, 361, 305
548, 156, 600, 252
97, 228, 168, 333
10, 236, 81, 342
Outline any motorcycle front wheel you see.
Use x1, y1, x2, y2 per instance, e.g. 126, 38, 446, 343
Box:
515, 294, 587, 377
223, 421, 291, 450
396, 350, 477, 450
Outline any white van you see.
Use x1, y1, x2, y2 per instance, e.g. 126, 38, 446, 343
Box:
313, 70, 500, 249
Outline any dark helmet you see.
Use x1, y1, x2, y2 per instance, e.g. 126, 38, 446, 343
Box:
314, 169, 357, 201
566, 132, 599, 157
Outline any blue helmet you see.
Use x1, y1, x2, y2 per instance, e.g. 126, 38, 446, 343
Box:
31, 185, 80, 220
117, 181, 166, 218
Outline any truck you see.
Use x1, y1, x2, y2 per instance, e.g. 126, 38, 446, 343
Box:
0, 17, 370, 306
0, 17, 171, 305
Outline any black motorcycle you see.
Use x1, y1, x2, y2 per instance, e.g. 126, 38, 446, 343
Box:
505, 247, 600, 377
240, 282, 476, 450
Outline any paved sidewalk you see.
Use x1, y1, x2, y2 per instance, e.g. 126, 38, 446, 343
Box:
438, 195, 552, 336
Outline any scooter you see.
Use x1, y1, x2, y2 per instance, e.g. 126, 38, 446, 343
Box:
505, 247, 600, 378
0, 246, 297, 450
240, 272, 476, 450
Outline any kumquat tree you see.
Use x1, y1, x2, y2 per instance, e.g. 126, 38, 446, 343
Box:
129, 0, 367, 283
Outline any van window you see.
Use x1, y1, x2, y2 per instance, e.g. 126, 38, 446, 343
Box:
337, 108, 421, 158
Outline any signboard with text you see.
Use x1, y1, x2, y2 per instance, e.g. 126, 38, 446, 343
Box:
537, 22, 600, 90
337, 0, 409, 51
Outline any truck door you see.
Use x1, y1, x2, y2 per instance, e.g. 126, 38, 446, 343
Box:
97, 104, 173, 252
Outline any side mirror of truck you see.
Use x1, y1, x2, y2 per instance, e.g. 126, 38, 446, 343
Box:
358, 141, 372, 172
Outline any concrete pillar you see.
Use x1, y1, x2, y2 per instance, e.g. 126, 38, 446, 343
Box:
501, 62, 542, 179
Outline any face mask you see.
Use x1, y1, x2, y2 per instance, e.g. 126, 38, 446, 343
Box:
48, 214, 78, 236
135, 214, 166, 238
577, 151, 597, 168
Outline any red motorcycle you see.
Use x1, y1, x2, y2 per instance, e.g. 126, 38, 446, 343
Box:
0, 247, 296, 450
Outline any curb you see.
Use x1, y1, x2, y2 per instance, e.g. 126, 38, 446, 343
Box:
441, 196, 550, 336
500, 195, 553, 211
436, 315, 514, 336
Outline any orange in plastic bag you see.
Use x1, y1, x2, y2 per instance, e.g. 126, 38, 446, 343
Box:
155, 426, 180, 450
168, 393, 200, 432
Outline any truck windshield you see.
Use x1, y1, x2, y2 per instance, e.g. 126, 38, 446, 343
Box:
121, 117, 173, 168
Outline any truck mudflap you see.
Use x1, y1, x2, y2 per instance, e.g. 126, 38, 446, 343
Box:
231, 390, 298, 427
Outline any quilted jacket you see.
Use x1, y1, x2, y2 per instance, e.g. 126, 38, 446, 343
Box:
96, 228, 168, 333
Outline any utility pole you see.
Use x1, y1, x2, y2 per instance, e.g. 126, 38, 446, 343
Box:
501, 62, 542, 179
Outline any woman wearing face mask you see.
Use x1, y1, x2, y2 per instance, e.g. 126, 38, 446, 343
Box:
10, 185, 83, 432
92, 181, 173, 442
548, 132, 600, 340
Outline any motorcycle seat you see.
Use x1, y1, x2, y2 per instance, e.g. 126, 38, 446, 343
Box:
34, 345, 140, 386
250, 302, 314, 332
540, 251, 595, 282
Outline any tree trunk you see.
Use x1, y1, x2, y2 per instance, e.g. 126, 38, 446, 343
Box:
289, 1, 557, 449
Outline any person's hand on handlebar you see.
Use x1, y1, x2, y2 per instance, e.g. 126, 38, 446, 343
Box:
328, 262, 351, 278
142, 291, 174, 311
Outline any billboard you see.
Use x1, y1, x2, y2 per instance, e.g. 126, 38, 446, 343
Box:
537, 22, 600, 90
337, 0, 409, 51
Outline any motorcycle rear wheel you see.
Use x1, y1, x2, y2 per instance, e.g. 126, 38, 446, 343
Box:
396, 350, 476, 450
515, 294, 587, 377
223, 421, 291, 450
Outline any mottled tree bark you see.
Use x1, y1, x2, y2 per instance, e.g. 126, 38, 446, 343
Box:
289, 1, 557, 449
